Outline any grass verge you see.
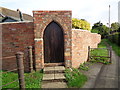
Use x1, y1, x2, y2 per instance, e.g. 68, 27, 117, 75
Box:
65, 68, 87, 88
90, 39, 110, 64
2, 70, 43, 88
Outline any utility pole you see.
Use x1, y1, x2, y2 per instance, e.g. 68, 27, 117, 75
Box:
109, 5, 111, 35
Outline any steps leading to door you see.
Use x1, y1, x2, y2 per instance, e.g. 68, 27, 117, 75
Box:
44, 66, 65, 74
44, 63, 64, 67
42, 73, 66, 82
42, 66, 67, 88
43, 66, 66, 82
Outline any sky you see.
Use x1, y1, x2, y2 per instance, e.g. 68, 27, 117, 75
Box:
0, 0, 119, 27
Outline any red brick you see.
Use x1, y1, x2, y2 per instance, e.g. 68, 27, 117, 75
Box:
33, 11, 72, 69
2, 22, 34, 72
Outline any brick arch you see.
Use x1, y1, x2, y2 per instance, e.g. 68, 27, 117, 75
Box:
41, 18, 65, 38
43, 20, 64, 34
33, 11, 72, 70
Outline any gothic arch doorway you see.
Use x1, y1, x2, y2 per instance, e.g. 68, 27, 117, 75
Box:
43, 21, 64, 63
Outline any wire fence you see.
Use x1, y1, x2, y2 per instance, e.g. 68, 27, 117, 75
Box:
2, 68, 18, 74
1, 46, 34, 89
2, 79, 19, 87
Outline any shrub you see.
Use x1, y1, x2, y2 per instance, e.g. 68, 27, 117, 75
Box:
65, 68, 87, 88
72, 18, 91, 31
79, 63, 89, 71
108, 33, 120, 46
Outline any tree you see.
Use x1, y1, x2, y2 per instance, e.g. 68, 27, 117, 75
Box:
72, 18, 90, 31
91, 21, 109, 38
92, 21, 103, 29
111, 22, 120, 31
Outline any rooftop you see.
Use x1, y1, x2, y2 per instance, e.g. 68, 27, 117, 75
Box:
0, 7, 33, 22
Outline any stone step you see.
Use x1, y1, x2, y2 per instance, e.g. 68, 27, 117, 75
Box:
43, 73, 66, 81
44, 63, 64, 67
44, 70, 64, 74
44, 66, 65, 74
42, 66, 66, 83
42, 79, 66, 83
41, 65, 67, 88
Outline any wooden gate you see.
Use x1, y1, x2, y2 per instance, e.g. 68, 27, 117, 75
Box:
43, 21, 64, 63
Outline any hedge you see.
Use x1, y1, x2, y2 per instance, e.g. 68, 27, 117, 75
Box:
108, 33, 120, 46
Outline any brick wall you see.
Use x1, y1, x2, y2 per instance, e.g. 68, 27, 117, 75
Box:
2, 11, 101, 71
72, 29, 101, 68
33, 11, 72, 70
2, 22, 34, 71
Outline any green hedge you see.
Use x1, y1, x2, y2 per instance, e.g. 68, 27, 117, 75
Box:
108, 33, 120, 46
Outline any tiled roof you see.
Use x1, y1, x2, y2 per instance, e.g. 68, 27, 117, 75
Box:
0, 7, 33, 22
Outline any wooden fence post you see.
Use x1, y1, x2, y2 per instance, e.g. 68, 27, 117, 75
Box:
88, 46, 90, 61
16, 52, 25, 89
28, 46, 33, 72
109, 46, 112, 63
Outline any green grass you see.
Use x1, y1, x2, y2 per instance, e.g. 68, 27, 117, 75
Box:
65, 68, 87, 88
2, 70, 43, 88
105, 39, 120, 56
90, 39, 110, 64
2, 71, 19, 88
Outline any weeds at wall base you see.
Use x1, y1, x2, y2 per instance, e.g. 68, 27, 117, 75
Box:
65, 68, 87, 88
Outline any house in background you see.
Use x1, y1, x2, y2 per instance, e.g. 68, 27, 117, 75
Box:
0, 7, 33, 23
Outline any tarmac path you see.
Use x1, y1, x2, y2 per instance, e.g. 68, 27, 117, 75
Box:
93, 50, 119, 88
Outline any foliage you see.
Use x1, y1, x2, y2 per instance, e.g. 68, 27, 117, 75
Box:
90, 57, 110, 65
2, 71, 19, 88
91, 21, 109, 38
111, 22, 120, 31
91, 29, 99, 33
107, 22, 120, 46
24, 71, 43, 88
65, 68, 87, 88
105, 39, 120, 56
108, 33, 120, 46
72, 18, 91, 31
2, 71, 43, 88
92, 21, 103, 28
79, 63, 89, 71
90, 39, 110, 64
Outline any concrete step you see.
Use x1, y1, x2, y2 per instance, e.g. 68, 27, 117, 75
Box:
42, 66, 66, 83
44, 63, 64, 67
44, 66, 65, 74
43, 73, 66, 81
42, 65, 67, 88
42, 79, 66, 83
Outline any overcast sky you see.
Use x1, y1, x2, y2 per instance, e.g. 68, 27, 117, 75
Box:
0, 0, 119, 27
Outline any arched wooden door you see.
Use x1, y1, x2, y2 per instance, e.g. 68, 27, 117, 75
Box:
43, 21, 64, 63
